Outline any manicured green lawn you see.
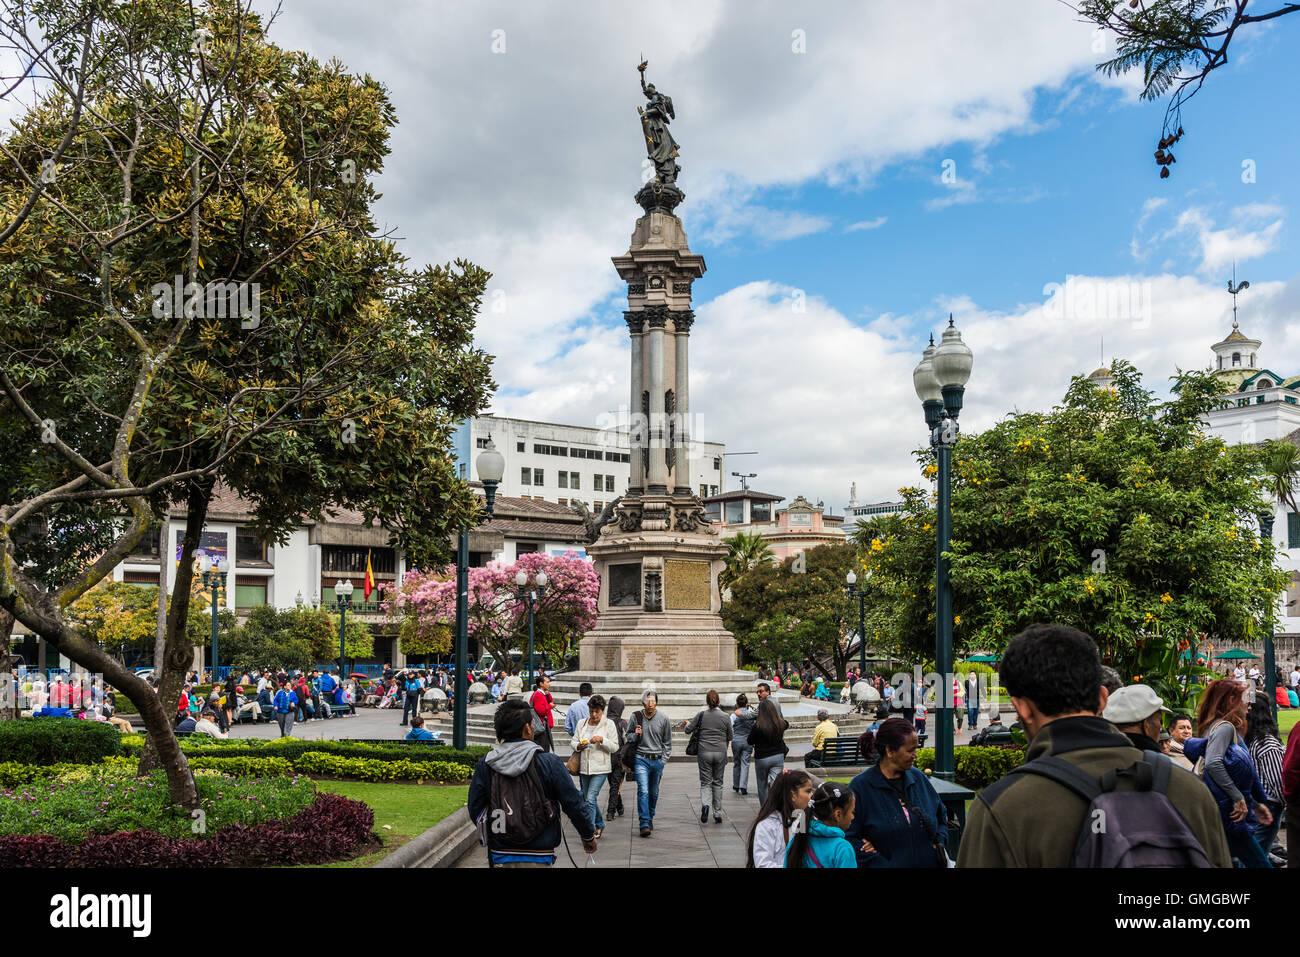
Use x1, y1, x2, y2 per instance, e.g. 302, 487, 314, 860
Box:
307, 781, 469, 868
1280, 709, 1299, 741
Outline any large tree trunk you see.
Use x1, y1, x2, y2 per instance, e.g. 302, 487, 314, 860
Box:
138, 479, 212, 795
0, 607, 17, 721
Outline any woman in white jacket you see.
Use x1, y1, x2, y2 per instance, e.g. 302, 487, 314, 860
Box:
745, 769, 815, 868
572, 694, 619, 839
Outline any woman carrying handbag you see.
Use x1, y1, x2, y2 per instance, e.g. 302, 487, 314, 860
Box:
681, 689, 733, 823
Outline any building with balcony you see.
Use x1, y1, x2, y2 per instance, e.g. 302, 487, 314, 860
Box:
703, 489, 845, 561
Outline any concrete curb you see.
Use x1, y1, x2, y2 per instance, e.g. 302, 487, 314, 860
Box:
373, 811, 478, 869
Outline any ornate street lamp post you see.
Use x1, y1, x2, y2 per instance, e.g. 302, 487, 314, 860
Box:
515, 570, 548, 688
195, 556, 230, 681
334, 579, 354, 680
454, 438, 505, 750
845, 569, 868, 677
913, 316, 973, 782
1259, 511, 1278, 718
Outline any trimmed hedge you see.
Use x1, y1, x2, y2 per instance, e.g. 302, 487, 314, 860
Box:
915, 746, 1026, 789
0, 719, 124, 765
0, 757, 137, 788
122, 735, 489, 770
292, 752, 471, 783
0, 792, 374, 867
187, 755, 294, 777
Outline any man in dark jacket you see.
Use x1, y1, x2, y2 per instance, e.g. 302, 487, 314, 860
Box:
467, 698, 596, 866
957, 623, 1231, 868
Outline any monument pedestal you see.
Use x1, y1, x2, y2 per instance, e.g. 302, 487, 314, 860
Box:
579, 496, 737, 672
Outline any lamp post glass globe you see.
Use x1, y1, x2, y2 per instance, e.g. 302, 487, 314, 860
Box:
932, 322, 973, 389
535, 571, 547, 589
476, 437, 506, 483
846, 569, 857, 586
515, 570, 528, 588
913, 346, 943, 403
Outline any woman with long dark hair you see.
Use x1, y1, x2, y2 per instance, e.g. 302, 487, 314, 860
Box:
845, 716, 950, 867
745, 770, 814, 868
785, 781, 858, 868
748, 698, 789, 803
1185, 679, 1274, 868
1246, 693, 1286, 863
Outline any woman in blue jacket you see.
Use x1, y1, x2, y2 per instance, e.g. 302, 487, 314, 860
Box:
845, 717, 950, 867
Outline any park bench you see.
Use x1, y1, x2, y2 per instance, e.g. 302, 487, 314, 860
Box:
805, 736, 871, 769
971, 730, 1015, 747
346, 737, 445, 747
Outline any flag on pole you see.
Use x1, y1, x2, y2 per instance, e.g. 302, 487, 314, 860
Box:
364, 550, 375, 601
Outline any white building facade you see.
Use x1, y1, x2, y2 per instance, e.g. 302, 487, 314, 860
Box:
452, 414, 726, 508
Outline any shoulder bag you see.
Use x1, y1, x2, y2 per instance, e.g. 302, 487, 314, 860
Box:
685, 710, 702, 757
620, 710, 643, 770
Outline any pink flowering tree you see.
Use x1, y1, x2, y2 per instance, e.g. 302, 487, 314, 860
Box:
389, 552, 598, 672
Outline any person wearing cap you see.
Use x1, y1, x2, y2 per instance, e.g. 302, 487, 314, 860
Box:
1103, 684, 1172, 756
806, 709, 839, 768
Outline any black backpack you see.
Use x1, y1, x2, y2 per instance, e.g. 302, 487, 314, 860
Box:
484, 753, 557, 847
1010, 752, 1212, 867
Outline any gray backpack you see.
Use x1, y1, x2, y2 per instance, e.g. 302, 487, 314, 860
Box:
1010, 752, 1212, 867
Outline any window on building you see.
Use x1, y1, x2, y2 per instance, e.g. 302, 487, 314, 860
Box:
516, 441, 525, 452
571, 473, 580, 490
234, 579, 267, 609
534, 469, 544, 485
713, 456, 722, 469
725, 501, 744, 524
1289, 512, 1300, 549
521, 467, 531, 486
458, 462, 467, 479
605, 475, 615, 492
704, 502, 721, 522
476, 437, 490, 448
700, 484, 708, 498
516, 543, 540, 555
1259, 379, 1272, 389
558, 472, 568, 489
751, 501, 772, 522
709, 485, 718, 496
131, 528, 161, 558
235, 528, 266, 563
594, 501, 603, 510
1233, 352, 1241, 366
322, 546, 395, 575
558, 498, 568, 506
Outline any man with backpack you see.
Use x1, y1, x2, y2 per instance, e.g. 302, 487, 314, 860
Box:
467, 698, 597, 867
399, 669, 424, 727
957, 624, 1230, 867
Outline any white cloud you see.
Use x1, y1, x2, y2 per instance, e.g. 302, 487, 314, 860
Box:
845, 216, 887, 232
1171, 204, 1284, 275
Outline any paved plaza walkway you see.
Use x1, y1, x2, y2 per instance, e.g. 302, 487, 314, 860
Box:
451, 758, 768, 869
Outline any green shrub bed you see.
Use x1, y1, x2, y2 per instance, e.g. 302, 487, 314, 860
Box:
0, 719, 124, 765
121, 734, 488, 770
915, 745, 1026, 789
292, 753, 471, 783
0, 768, 315, 844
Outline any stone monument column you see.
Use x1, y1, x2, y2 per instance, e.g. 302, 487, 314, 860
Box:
646, 309, 668, 494
627, 312, 645, 495
672, 310, 693, 495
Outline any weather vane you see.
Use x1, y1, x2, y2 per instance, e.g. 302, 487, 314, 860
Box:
1228, 260, 1250, 330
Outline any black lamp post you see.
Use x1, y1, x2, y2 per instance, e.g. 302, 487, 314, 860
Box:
1259, 511, 1278, 718
334, 579, 354, 680
845, 568, 868, 678
196, 555, 230, 682
454, 438, 505, 751
515, 569, 548, 688
913, 316, 973, 783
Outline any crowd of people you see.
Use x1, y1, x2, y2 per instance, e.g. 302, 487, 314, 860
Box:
468, 624, 1300, 868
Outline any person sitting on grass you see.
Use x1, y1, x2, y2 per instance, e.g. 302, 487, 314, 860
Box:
406, 714, 439, 741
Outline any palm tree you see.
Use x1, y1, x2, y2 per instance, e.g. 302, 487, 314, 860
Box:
1261, 439, 1300, 514
722, 531, 774, 591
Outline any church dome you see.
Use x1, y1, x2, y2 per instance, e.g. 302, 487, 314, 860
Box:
1088, 367, 1110, 379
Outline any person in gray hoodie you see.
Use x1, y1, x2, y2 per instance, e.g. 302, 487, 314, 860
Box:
467, 698, 597, 866
627, 690, 672, 837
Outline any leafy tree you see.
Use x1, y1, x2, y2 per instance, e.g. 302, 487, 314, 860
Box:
0, 0, 492, 807
854, 361, 1286, 710
721, 543, 859, 680
66, 580, 231, 653
223, 606, 313, 673
1075, 0, 1299, 176
392, 554, 598, 673
1260, 438, 1300, 513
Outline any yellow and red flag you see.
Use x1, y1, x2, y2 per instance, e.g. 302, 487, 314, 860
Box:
364, 550, 375, 601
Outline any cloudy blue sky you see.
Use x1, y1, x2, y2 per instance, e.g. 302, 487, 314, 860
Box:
267, 0, 1299, 510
